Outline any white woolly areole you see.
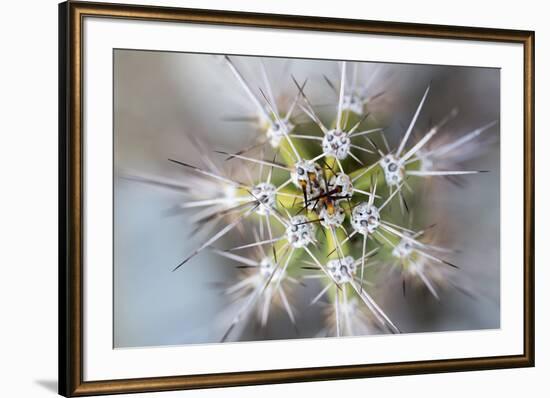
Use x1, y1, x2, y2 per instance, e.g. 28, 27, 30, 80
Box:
286, 215, 316, 248
329, 172, 353, 201
291, 160, 323, 201
327, 256, 356, 284
251, 182, 277, 215
351, 202, 380, 235
392, 237, 414, 259
322, 129, 351, 160
259, 257, 284, 282
342, 93, 364, 115
320, 206, 346, 228
266, 119, 295, 148
381, 154, 404, 186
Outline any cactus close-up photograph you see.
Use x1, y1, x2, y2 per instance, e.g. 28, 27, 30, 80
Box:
114, 51, 500, 347
3, 0, 547, 397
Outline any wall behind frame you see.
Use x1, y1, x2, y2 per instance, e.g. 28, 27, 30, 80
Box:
0, 0, 546, 397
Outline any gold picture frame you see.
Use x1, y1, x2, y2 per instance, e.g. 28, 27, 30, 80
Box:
59, 1, 534, 396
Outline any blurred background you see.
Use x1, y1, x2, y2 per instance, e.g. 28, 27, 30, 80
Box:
114, 50, 500, 348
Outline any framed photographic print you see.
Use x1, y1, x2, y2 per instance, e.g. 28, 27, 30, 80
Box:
59, 1, 534, 396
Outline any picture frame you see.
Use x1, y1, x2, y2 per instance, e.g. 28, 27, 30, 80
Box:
59, 1, 534, 396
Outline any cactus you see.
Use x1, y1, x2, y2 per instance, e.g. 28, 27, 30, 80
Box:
125, 54, 498, 342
